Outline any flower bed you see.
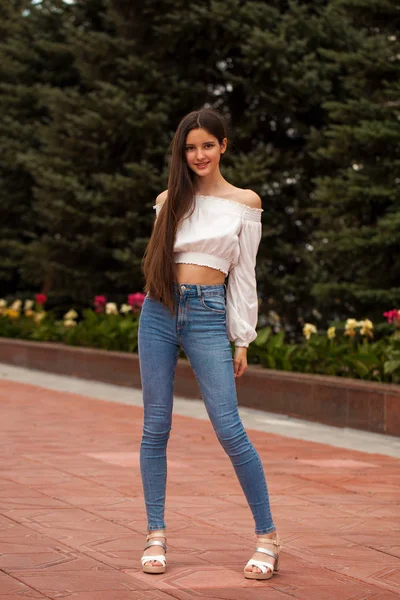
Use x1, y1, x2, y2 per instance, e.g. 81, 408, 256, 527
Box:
248, 316, 400, 384
1, 294, 400, 384
0, 293, 145, 353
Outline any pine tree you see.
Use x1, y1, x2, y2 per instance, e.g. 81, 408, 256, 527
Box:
20, 0, 171, 304
0, 0, 78, 297
309, 0, 400, 322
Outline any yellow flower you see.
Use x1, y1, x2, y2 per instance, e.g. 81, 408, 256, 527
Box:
303, 323, 317, 340
25, 309, 34, 318
64, 309, 78, 320
327, 326, 336, 339
345, 318, 358, 329
120, 304, 132, 314
359, 319, 373, 337
64, 318, 77, 328
105, 302, 118, 315
344, 318, 359, 337
24, 299, 34, 310
34, 311, 46, 324
10, 299, 22, 312
6, 309, 20, 320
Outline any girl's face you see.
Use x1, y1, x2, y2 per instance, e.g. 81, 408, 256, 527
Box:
185, 128, 227, 177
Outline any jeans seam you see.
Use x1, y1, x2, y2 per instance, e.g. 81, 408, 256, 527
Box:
200, 296, 226, 314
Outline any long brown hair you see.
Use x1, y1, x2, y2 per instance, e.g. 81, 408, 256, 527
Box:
142, 108, 229, 314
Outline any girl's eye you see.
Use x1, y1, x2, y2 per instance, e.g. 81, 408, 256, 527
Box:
186, 144, 214, 151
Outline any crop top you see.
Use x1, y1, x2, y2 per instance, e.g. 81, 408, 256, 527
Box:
153, 194, 263, 348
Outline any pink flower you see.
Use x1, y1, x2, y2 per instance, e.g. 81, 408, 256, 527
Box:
35, 293, 47, 305
383, 309, 400, 325
128, 293, 146, 308
94, 295, 107, 313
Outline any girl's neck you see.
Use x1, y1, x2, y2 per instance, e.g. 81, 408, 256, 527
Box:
194, 171, 227, 197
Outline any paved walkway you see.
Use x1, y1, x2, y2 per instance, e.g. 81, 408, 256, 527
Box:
0, 365, 399, 599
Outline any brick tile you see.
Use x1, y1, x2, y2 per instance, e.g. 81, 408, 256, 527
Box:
13, 570, 148, 594
0, 378, 399, 599
0, 572, 45, 596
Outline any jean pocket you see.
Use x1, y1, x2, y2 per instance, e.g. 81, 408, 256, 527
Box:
200, 295, 226, 314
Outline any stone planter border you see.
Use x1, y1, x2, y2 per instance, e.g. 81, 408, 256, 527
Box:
0, 338, 399, 436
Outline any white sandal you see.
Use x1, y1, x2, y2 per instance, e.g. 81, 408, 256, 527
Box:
140, 531, 167, 574
244, 532, 281, 580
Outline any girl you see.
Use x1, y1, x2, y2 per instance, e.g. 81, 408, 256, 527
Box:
138, 108, 281, 580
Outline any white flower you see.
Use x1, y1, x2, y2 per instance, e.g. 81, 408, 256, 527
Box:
0, 299, 6, 308
64, 319, 77, 328
105, 302, 118, 315
120, 304, 132, 314
64, 309, 78, 320
303, 323, 317, 340
10, 299, 22, 311
24, 299, 34, 310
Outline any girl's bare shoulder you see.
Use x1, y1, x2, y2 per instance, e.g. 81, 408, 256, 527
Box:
230, 188, 262, 209
156, 190, 168, 205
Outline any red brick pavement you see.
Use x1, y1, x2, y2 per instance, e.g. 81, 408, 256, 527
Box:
0, 379, 399, 599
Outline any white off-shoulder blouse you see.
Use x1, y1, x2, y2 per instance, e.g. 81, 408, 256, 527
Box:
153, 194, 263, 348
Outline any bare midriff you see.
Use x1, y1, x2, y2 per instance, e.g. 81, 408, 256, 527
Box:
175, 263, 226, 285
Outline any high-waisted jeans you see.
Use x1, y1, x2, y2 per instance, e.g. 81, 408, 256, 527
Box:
138, 282, 275, 535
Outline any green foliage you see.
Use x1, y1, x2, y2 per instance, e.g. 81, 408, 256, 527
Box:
248, 327, 298, 371
308, 0, 400, 321
61, 310, 140, 353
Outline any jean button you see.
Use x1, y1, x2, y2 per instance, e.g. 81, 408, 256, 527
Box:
181, 285, 186, 291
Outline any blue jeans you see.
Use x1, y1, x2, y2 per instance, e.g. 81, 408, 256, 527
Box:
138, 282, 275, 535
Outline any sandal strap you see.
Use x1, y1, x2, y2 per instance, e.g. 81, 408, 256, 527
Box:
245, 559, 275, 575
256, 546, 278, 560
146, 532, 166, 541
141, 554, 167, 566
257, 536, 280, 546
144, 540, 167, 552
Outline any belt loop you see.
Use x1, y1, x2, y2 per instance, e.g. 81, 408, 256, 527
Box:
196, 284, 201, 298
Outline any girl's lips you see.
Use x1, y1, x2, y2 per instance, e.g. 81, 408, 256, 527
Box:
195, 162, 210, 169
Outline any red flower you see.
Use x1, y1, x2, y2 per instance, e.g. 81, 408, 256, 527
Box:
94, 295, 107, 313
128, 292, 146, 308
94, 295, 107, 306
35, 293, 47, 305
383, 309, 400, 324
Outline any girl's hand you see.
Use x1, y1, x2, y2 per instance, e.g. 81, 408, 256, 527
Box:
233, 346, 248, 378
